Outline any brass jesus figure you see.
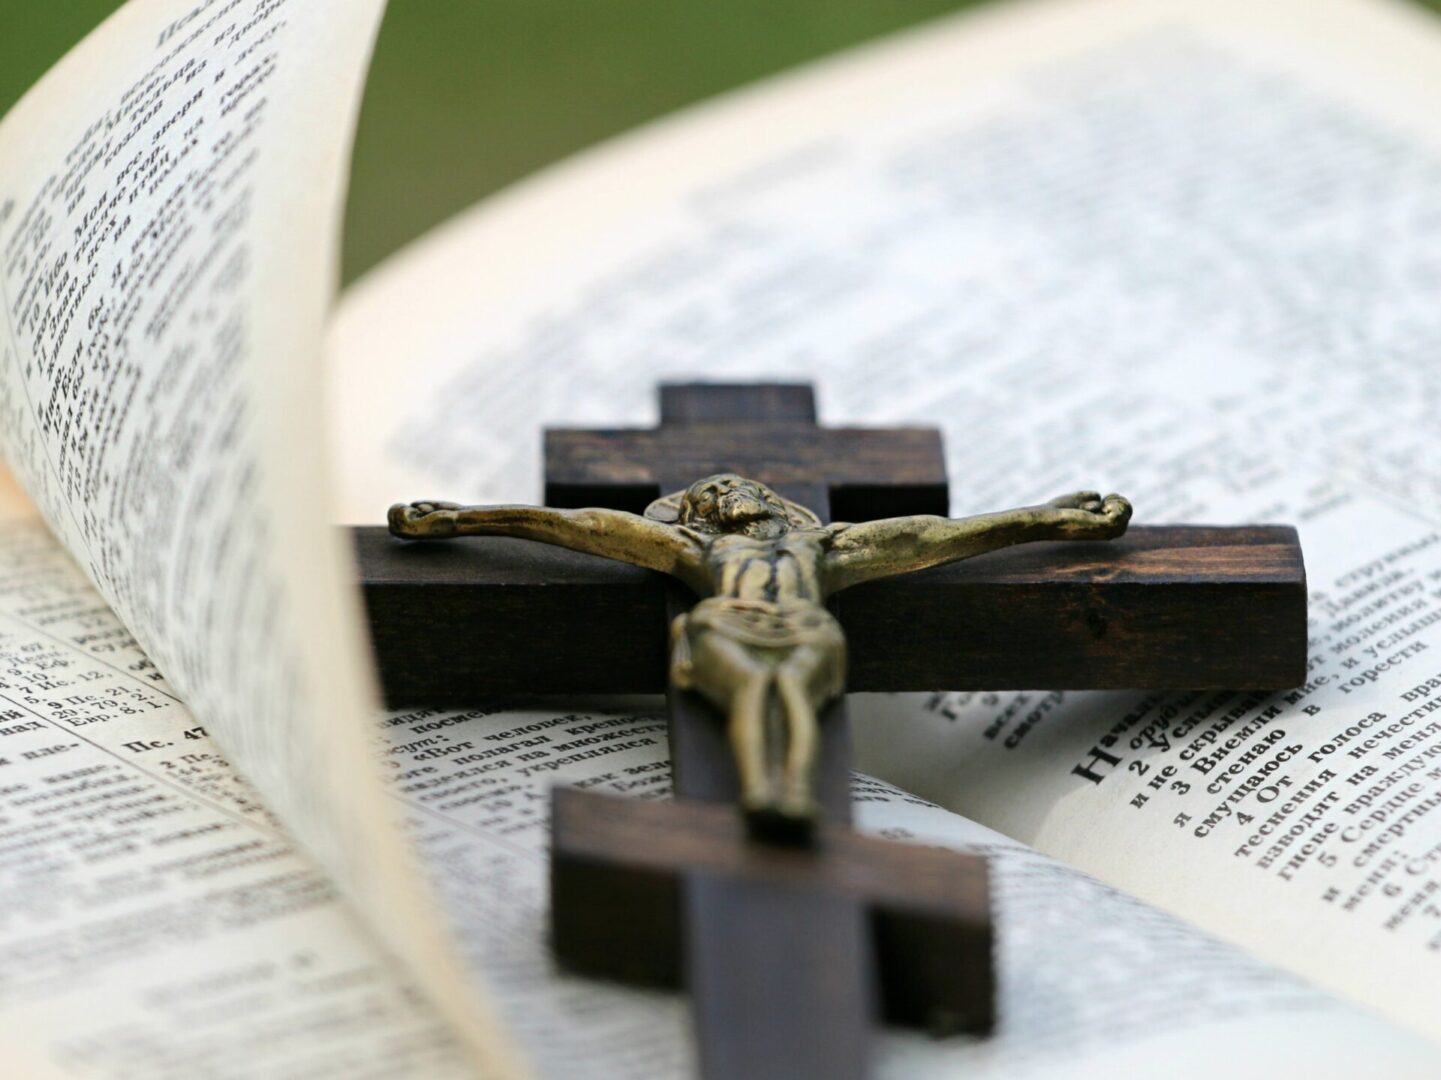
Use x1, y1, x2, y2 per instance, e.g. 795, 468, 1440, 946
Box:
390, 476, 1131, 840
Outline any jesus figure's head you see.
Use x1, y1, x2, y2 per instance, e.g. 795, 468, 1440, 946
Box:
678, 474, 792, 538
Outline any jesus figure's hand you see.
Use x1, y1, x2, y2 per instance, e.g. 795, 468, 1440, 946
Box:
389, 500, 461, 538
1045, 491, 1132, 538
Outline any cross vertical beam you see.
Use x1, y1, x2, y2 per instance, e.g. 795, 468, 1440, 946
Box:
656, 387, 870, 1077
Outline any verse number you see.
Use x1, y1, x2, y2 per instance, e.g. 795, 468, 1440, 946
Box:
1145, 764, 1191, 796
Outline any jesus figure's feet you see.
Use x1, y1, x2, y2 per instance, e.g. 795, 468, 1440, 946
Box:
743, 787, 820, 847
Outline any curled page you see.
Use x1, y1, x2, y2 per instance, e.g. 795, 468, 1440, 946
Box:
0, 1, 523, 1074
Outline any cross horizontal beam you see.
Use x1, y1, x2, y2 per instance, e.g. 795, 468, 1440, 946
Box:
354, 524, 1307, 706
658, 382, 818, 423
544, 425, 949, 518
542, 383, 950, 521
549, 787, 994, 1034
546, 425, 948, 488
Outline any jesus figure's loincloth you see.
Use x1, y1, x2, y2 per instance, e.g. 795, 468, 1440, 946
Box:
671, 598, 846, 691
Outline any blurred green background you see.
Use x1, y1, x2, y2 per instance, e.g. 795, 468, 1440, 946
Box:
0, 1, 987, 284
5, 1, 1438, 285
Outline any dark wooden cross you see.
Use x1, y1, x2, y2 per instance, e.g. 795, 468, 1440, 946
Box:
353, 383, 1306, 1080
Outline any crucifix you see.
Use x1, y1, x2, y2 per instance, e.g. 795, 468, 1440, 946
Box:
355, 382, 1306, 1080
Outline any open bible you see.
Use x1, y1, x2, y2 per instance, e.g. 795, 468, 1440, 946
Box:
3, 0, 1441, 1075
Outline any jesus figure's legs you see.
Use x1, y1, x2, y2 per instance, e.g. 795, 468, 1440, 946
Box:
728, 672, 773, 817
773, 669, 818, 818
773, 637, 847, 828
673, 621, 778, 819
673, 603, 847, 842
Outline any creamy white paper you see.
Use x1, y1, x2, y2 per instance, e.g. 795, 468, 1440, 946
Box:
8, 0, 1441, 1073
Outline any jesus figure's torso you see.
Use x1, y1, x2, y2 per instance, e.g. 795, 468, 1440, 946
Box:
697, 529, 832, 603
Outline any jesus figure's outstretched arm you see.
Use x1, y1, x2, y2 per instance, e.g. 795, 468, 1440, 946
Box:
822, 491, 1131, 593
389, 500, 706, 588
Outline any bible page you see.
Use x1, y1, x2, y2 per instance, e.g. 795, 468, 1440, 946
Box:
329, 0, 1441, 1048
0, 1, 522, 1073
0, 499, 464, 1077
375, 695, 1437, 1077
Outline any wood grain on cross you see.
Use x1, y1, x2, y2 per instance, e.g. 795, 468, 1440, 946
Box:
353, 383, 1307, 1080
